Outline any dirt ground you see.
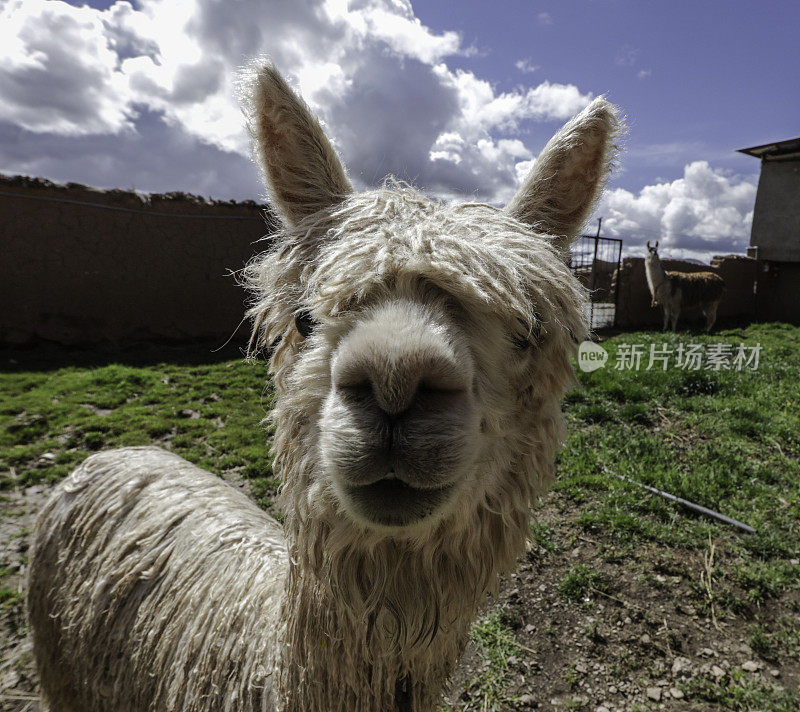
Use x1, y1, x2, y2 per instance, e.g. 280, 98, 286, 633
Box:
2, 479, 798, 712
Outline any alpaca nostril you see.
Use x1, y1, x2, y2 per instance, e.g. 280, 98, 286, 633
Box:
334, 352, 470, 416
337, 381, 374, 403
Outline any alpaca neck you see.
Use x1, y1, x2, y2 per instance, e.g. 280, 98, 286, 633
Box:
645, 255, 669, 301
272, 508, 519, 712
275, 539, 478, 712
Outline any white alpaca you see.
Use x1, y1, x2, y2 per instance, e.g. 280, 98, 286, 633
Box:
644, 240, 725, 332
28, 62, 621, 712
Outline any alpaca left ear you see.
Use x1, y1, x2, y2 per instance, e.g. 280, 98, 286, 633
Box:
506, 97, 622, 252
239, 60, 353, 226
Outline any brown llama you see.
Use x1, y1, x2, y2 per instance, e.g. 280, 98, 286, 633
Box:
645, 240, 725, 332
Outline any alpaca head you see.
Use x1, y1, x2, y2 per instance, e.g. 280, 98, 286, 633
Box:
241, 62, 620, 562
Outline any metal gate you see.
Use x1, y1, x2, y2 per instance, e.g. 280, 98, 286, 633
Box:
569, 235, 623, 329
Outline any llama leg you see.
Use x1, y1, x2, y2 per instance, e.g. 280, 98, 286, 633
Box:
704, 302, 719, 333
671, 308, 679, 332
662, 308, 669, 332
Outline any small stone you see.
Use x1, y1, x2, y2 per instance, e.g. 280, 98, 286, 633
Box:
711, 665, 725, 679
640, 634, 651, 645
608, 685, 617, 694
525, 624, 535, 633
595, 706, 610, 712
41, 452, 56, 460
790, 559, 799, 566
670, 687, 685, 699
699, 647, 715, 657
575, 662, 588, 674
770, 669, 780, 678
742, 660, 760, 672
623, 617, 632, 625
518, 693, 536, 706
671, 656, 692, 675
646, 687, 662, 701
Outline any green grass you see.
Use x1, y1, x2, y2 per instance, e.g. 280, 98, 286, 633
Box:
0, 587, 23, 608
748, 617, 800, 661
558, 323, 800, 610
558, 564, 609, 602
682, 667, 798, 712
2, 324, 799, 710
462, 610, 524, 712
0, 353, 279, 510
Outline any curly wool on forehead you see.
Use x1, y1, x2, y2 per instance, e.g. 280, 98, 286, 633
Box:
247, 183, 589, 346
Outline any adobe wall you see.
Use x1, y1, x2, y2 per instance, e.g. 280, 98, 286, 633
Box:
1, 175, 277, 344
614, 255, 758, 329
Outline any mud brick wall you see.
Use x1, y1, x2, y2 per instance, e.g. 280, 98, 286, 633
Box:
1, 175, 277, 344
614, 255, 758, 329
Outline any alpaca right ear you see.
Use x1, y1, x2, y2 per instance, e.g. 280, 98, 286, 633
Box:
239, 61, 352, 226
506, 97, 622, 252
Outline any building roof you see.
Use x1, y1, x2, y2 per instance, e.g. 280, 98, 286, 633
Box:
738, 137, 800, 159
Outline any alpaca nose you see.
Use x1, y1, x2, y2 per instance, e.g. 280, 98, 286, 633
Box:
333, 347, 468, 416
331, 305, 472, 417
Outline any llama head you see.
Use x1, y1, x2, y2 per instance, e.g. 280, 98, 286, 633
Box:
241, 61, 620, 567
645, 240, 661, 279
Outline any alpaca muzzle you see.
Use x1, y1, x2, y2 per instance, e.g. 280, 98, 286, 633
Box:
319, 301, 481, 527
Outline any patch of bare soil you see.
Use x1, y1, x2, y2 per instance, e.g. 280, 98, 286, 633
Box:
450, 493, 800, 711
0, 486, 46, 712
1, 486, 798, 712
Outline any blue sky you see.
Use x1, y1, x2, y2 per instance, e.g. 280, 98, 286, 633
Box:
414, 0, 798, 189
1, 0, 797, 260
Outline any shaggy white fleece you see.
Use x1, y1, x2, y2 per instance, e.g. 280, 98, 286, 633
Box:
28, 61, 621, 712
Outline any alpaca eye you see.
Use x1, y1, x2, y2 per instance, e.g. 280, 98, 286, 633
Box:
294, 310, 316, 338
512, 317, 541, 350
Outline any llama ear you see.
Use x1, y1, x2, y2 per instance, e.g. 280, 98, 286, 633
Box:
239, 61, 353, 226
506, 97, 622, 252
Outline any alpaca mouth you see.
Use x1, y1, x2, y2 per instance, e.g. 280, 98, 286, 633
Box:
341, 477, 455, 528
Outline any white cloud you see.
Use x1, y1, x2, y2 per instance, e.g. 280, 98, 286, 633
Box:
0, 0, 134, 134
0, 0, 596, 204
596, 161, 757, 261
1, 0, 756, 262
422, 67, 591, 200
538, 12, 553, 25
515, 58, 540, 74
